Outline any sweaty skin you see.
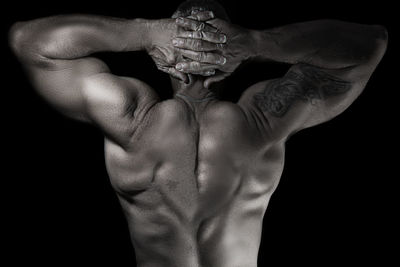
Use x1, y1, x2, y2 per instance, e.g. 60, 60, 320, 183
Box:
9, 7, 387, 267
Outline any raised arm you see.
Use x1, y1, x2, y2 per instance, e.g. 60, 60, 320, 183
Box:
9, 14, 160, 146
174, 18, 387, 141
9, 13, 222, 146
237, 20, 388, 140
9, 14, 151, 119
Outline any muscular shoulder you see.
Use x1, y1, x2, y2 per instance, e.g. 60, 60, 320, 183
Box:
83, 74, 157, 105
82, 73, 159, 147
205, 101, 248, 121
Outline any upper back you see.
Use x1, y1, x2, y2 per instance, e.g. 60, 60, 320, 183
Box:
104, 96, 282, 215
103, 94, 286, 267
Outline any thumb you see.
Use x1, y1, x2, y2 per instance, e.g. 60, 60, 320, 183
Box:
168, 68, 189, 84
157, 64, 189, 84
204, 18, 229, 30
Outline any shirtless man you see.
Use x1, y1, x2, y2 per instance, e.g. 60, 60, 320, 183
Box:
9, 0, 387, 266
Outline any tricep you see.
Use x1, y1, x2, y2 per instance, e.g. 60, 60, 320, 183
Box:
240, 61, 383, 142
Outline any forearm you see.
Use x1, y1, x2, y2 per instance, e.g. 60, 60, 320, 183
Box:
10, 14, 150, 62
249, 20, 388, 69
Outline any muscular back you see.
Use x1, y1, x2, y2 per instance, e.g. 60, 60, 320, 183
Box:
105, 93, 284, 267
9, 11, 386, 267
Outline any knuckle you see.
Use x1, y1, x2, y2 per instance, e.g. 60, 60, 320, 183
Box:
193, 31, 201, 39
211, 54, 221, 64
176, 17, 184, 24
192, 62, 201, 71
202, 32, 211, 40
199, 31, 205, 40
198, 52, 206, 61
210, 54, 218, 64
215, 33, 224, 43
207, 32, 216, 41
193, 40, 202, 50
196, 22, 205, 31
184, 38, 191, 47
166, 56, 175, 65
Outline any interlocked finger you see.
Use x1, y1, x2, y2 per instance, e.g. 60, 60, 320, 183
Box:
175, 61, 218, 75
187, 10, 215, 21
172, 38, 220, 51
178, 48, 226, 65
177, 30, 227, 44
168, 67, 189, 83
199, 69, 216, 76
175, 17, 219, 33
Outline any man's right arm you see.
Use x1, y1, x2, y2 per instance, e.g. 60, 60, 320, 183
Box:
9, 15, 152, 122
8, 12, 224, 121
9, 15, 163, 147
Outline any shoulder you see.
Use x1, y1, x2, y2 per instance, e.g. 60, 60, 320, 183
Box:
81, 73, 159, 147
82, 74, 157, 100
207, 101, 248, 119
82, 74, 159, 115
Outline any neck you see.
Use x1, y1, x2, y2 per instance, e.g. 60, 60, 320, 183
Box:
171, 75, 219, 100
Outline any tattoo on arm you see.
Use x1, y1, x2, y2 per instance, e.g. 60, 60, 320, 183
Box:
253, 64, 351, 117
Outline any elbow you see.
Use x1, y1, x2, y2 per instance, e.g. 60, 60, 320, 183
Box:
9, 21, 47, 63
373, 24, 388, 56
373, 25, 388, 43
8, 22, 26, 57
365, 25, 388, 65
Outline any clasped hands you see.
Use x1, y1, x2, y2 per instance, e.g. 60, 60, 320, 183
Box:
147, 10, 251, 88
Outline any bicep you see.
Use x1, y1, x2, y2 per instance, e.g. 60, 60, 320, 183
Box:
24, 56, 110, 121
240, 63, 372, 140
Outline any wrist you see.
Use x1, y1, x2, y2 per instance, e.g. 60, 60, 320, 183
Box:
248, 29, 284, 63
140, 19, 170, 52
125, 18, 151, 51
247, 29, 264, 60
139, 19, 154, 51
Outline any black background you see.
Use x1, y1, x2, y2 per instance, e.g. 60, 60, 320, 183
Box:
2, 0, 398, 266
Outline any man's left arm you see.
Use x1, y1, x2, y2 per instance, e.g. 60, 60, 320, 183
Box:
173, 19, 388, 141
238, 20, 388, 139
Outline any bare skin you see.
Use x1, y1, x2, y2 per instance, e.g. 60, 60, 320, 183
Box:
9, 7, 387, 267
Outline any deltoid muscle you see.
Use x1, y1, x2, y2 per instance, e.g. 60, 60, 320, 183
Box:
253, 64, 351, 117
